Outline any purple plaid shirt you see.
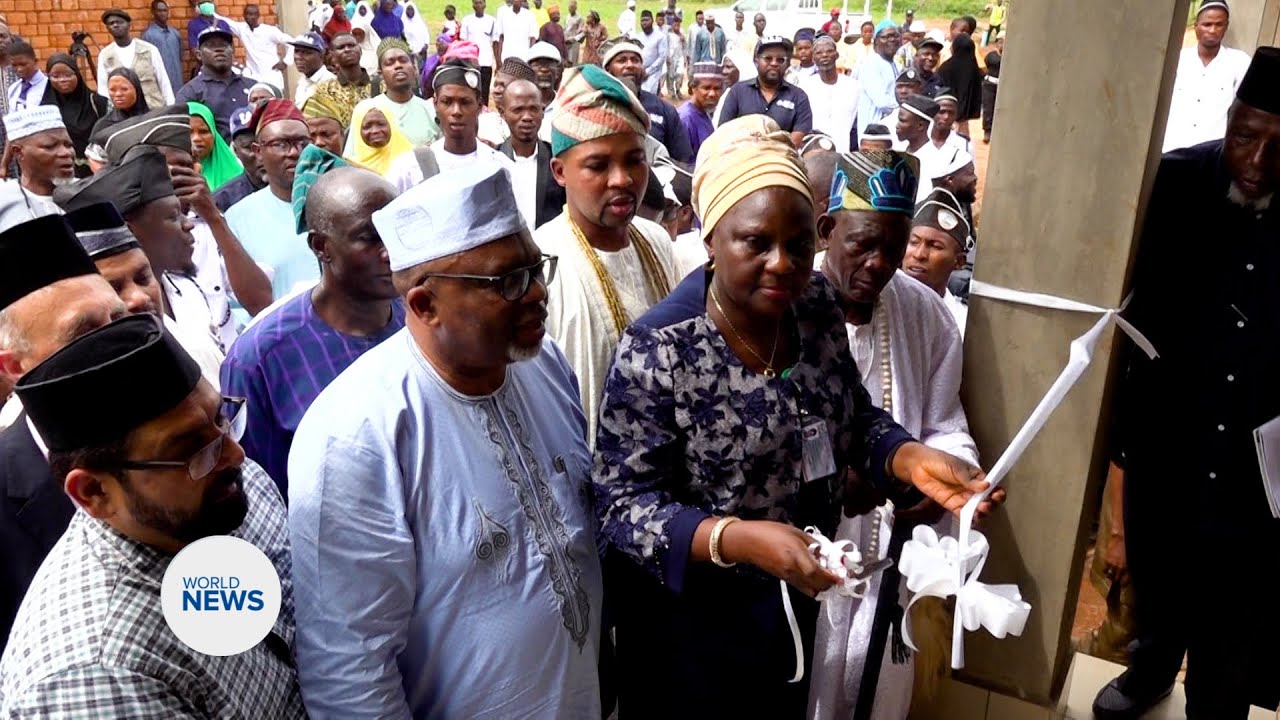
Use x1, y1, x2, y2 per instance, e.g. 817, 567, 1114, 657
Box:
677, 100, 716, 160
220, 291, 406, 495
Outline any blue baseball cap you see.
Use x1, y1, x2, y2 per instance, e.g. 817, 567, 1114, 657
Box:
287, 32, 328, 53
229, 106, 256, 138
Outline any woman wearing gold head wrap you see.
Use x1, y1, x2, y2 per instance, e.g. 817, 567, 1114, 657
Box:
592, 115, 995, 717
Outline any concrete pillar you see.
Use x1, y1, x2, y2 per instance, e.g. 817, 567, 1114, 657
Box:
949, 0, 1193, 706
276, 0, 311, 99
1225, 0, 1280, 53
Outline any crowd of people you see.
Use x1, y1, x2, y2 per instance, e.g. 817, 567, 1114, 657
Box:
0, 0, 1275, 718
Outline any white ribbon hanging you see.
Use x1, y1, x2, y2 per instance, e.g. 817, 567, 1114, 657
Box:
780, 527, 876, 683
898, 279, 1158, 669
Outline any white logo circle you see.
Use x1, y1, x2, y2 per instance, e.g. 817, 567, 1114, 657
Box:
161, 535, 282, 656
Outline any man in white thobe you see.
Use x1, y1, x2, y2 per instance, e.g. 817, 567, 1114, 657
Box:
288, 161, 603, 719
809, 150, 978, 720
534, 65, 680, 444
220, 4, 294, 90
1162, 1, 1251, 153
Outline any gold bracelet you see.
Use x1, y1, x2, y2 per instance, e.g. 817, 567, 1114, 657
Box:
709, 516, 739, 568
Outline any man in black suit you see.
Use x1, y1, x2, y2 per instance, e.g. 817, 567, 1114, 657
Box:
497, 78, 565, 230
0, 214, 127, 653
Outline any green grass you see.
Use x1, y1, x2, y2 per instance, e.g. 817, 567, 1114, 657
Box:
409, 0, 990, 40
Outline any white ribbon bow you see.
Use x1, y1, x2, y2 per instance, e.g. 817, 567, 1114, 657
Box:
806, 525, 871, 602
780, 527, 876, 684
898, 280, 1158, 669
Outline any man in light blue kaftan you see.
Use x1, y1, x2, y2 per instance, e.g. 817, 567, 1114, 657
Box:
286, 160, 604, 719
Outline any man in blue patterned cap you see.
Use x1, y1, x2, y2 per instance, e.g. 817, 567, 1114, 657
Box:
856, 20, 902, 138
812, 148, 979, 719
288, 159, 603, 718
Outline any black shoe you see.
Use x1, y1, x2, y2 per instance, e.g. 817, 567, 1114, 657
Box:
1092, 675, 1174, 719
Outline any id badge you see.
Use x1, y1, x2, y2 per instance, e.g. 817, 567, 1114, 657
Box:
800, 415, 837, 483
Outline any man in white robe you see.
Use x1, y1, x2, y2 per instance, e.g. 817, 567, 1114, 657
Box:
288, 161, 603, 719
535, 64, 680, 444
810, 150, 978, 720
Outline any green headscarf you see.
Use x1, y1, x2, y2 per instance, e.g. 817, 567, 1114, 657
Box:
187, 101, 243, 191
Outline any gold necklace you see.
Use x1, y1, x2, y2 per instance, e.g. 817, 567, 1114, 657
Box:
710, 286, 781, 378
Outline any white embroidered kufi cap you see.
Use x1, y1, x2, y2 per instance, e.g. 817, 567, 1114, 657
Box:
371, 160, 527, 272
3, 106, 65, 142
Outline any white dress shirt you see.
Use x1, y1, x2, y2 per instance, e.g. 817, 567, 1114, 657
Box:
294, 65, 335, 108
1163, 45, 1251, 153
221, 17, 294, 89
508, 148, 540, 229
461, 13, 500, 67
496, 6, 538, 60
5, 72, 48, 111
384, 140, 514, 194
800, 72, 859, 153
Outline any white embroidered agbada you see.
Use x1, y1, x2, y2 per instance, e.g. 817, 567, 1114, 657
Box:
808, 269, 977, 720
534, 214, 679, 445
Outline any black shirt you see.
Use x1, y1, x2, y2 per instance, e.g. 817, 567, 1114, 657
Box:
718, 78, 814, 134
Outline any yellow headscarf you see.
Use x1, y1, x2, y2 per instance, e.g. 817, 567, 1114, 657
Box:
692, 115, 814, 237
345, 103, 414, 177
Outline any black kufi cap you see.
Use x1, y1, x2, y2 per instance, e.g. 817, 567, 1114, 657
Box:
97, 105, 192, 165
54, 147, 175, 216
16, 314, 201, 453
0, 215, 99, 311
64, 202, 140, 259
901, 93, 940, 121
914, 187, 971, 249
1237, 46, 1280, 115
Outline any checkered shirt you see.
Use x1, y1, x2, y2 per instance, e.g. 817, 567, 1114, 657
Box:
0, 459, 306, 718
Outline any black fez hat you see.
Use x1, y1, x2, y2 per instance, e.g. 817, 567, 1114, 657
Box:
914, 187, 971, 249
64, 202, 141, 260
1237, 46, 1280, 116
54, 147, 176, 217
0, 215, 99, 311
16, 314, 201, 453
96, 105, 193, 165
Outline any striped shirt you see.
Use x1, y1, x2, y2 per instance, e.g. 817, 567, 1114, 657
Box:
221, 290, 406, 495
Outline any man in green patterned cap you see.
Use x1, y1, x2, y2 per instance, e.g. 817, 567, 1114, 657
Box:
535, 63, 682, 445
811, 147, 981, 719
345, 37, 440, 150
301, 94, 347, 155
222, 154, 403, 493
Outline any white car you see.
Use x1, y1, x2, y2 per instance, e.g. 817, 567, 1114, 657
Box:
705, 0, 870, 46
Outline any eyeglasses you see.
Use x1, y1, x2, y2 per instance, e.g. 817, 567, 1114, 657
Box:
417, 254, 557, 302
260, 137, 310, 154
113, 396, 247, 481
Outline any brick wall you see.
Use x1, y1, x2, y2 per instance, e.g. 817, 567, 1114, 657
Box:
7, 0, 279, 92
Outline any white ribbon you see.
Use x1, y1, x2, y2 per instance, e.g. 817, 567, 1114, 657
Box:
805, 525, 872, 602
780, 526, 877, 684
898, 279, 1158, 669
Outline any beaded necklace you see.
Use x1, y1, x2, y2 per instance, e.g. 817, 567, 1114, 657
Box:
565, 210, 671, 339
